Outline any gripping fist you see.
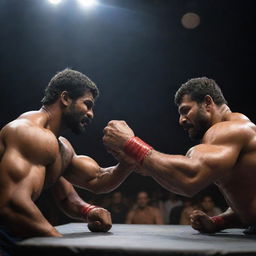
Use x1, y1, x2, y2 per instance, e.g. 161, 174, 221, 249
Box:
190, 210, 218, 233
103, 120, 135, 151
87, 207, 112, 232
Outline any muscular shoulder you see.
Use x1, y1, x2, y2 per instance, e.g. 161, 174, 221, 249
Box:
203, 118, 256, 146
186, 118, 256, 162
1, 118, 58, 164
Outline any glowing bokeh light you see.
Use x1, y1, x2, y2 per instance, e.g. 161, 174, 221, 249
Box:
77, 0, 97, 7
48, 0, 62, 5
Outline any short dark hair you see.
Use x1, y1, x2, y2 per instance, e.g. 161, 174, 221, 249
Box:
174, 77, 227, 106
41, 68, 99, 105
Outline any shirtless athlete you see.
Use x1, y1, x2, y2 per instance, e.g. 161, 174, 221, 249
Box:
125, 191, 163, 225
0, 69, 134, 240
103, 77, 256, 234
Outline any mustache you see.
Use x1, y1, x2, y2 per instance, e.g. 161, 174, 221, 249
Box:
182, 123, 193, 130
81, 115, 92, 125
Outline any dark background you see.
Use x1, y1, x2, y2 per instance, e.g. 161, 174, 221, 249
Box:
0, 0, 255, 219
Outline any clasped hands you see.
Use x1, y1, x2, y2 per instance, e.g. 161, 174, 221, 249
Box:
103, 120, 148, 175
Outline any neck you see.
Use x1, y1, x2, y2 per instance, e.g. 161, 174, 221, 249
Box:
40, 104, 65, 137
41, 106, 51, 120
211, 104, 231, 125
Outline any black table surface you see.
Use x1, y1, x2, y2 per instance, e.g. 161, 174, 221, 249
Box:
15, 223, 256, 256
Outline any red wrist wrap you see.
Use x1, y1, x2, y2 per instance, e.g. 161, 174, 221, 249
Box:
80, 204, 97, 217
124, 136, 153, 165
211, 216, 226, 230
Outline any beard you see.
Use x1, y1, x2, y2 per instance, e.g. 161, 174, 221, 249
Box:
63, 104, 91, 135
186, 108, 210, 142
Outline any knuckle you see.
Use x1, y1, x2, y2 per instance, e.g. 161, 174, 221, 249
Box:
108, 120, 116, 125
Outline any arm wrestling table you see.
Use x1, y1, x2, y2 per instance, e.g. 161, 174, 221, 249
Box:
15, 223, 256, 256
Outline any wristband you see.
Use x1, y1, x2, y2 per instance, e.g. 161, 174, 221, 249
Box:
124, 136, 153, 165
80, 204, 97, 218
211, 216, 226, 230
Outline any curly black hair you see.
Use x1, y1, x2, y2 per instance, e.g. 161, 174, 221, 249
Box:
42, 68, 99, 105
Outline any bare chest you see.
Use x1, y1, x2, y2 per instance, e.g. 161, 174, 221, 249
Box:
132, 208, 156, 224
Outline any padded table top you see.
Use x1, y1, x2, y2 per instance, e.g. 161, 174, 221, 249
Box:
15, 223, 256, 256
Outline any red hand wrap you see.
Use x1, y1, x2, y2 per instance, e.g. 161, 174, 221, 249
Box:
211, 216, 226, 230
80, 204, 97, 218
124, 136, 153, 165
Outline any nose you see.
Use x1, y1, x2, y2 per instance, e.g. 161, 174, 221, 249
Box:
87, 109, 94, 120
179, 115, 187, 125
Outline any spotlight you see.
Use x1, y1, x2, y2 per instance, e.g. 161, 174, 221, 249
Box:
77, 0, 97, 7
48, 0, 62, 4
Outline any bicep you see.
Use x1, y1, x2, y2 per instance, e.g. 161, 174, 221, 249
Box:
64, 155, 101, 187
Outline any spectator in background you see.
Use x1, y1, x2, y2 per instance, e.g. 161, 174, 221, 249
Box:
179, 197, 200, 225
169, 197, 198, 225
126, 191, 163, 224
151, 189, 165, 222
200, 195, 222, 217
163, 192, 182, 224
107, 191, 128, 223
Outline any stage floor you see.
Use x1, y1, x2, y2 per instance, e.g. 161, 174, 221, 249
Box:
15, 223, 256, 256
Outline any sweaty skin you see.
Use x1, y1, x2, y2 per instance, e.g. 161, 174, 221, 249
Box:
0, 91, 134, 238
103, 94, 256, 231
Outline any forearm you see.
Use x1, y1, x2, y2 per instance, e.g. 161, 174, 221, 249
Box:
55, 190, 92, 221
53, 177, 94, 221
0, 199, 61, 238
143, 151, 200, 196
122, 136, 203, 196
86, 162, 134, 194
67, 154, 134, 194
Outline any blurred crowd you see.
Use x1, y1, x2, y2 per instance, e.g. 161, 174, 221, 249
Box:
86, 190, 224, 225
38, 188, 226, 226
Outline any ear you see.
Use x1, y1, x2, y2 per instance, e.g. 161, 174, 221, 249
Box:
60, 91, 72, 107
203, 95, 214, 110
